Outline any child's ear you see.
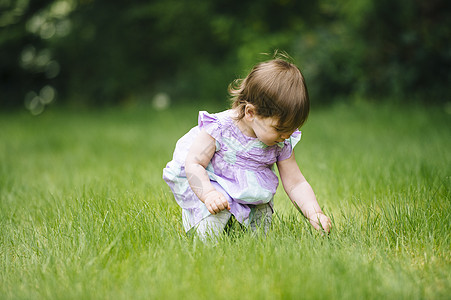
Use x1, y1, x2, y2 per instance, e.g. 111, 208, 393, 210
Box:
244, 104, 256, 120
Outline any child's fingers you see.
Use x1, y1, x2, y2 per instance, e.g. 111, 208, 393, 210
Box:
321, 223, 329, 233
213, 202, 222, 214
207, 201, 219, 214
319, 215, 332, 233
309, 213, 331, 233
226, 201, 231, 210
216, 194, 230, 211
206, 204, 215, 215
215, 197, 228, 211
205, 192, 230, 214
309, 219, 321, 231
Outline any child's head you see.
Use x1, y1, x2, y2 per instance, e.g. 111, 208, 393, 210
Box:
229, 56, 309, 132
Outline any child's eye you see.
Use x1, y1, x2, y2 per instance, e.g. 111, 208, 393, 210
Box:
274, 127, 293, 134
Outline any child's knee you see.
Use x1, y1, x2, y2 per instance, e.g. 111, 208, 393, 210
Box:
194, 209, 232, 241
249, 204, 273, 234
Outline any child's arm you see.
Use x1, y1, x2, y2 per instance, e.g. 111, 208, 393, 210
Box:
277, 153, 331, 233
185, 129, 231, 214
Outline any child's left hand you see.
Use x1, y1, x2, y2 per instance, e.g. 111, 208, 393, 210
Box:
308, 213, 332, 234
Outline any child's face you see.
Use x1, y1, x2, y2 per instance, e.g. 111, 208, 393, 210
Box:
252, 116, 295, 146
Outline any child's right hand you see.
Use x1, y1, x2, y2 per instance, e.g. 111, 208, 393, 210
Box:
204, 190, 231, 215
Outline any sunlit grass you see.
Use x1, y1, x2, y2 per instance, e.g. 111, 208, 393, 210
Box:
1, 101, 450, 299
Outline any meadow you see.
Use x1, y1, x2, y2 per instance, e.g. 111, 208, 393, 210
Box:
1, 101, 450, 299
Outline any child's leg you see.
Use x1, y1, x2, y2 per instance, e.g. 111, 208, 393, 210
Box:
195, 210, 232, 240
183, 209, 232, 241
248, 203, 273, 235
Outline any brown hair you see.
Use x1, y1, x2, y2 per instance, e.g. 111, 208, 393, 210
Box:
229, 56, 309, 131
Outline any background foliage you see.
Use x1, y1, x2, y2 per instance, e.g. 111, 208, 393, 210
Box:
1, 0, 450, 110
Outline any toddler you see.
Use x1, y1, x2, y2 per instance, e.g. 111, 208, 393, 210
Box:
163, 56, 331, 240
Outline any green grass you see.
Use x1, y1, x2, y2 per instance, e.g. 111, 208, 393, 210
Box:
1, 101, 450, 299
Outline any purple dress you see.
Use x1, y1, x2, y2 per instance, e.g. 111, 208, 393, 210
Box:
163, 110, 301, 231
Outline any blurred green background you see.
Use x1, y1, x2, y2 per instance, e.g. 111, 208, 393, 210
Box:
1, 0, 450, 113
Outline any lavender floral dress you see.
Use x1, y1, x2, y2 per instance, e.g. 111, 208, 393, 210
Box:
163, 110, 301, 231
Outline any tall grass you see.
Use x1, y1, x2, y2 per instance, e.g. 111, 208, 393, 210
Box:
1, 101, 450, 299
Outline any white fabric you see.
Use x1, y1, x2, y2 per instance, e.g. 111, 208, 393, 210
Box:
182, 203, 273, 241
183, 209, 231, 241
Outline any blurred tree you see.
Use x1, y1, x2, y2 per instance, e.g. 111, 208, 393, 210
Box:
296, 0, 451, 102
0, 0, 55, 109
1, 0, 449, 110
53, 0, 319, 106
358, 0, 451, 101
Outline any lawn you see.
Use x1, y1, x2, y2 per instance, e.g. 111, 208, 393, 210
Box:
1, 101, 450, 299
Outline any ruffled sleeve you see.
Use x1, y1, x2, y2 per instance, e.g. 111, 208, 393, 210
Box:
277, 130, 302, 161
198, 111, 222, 151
